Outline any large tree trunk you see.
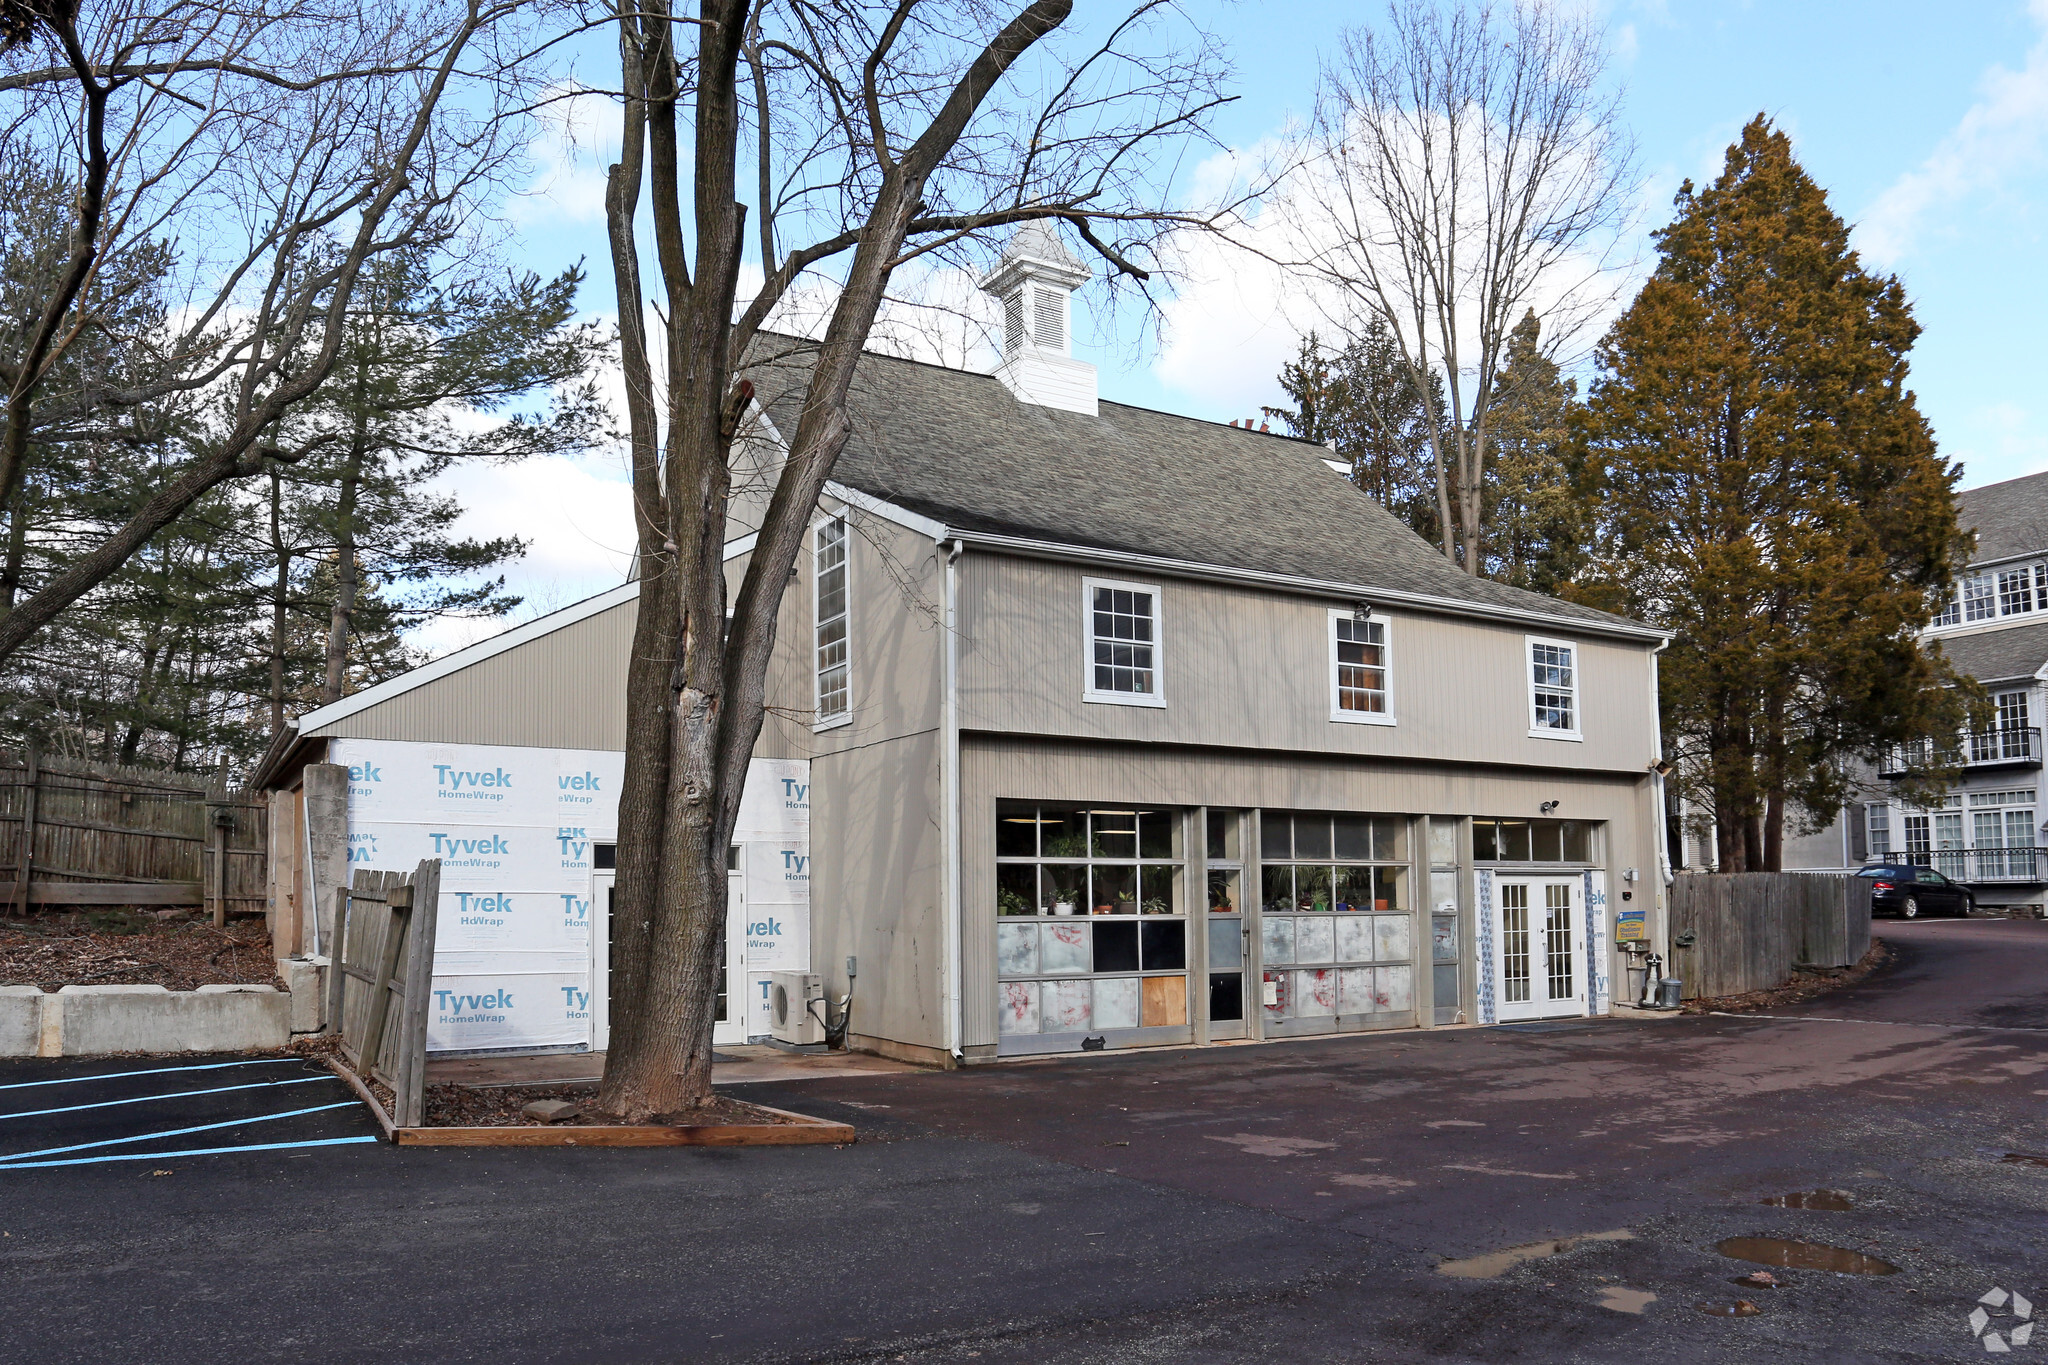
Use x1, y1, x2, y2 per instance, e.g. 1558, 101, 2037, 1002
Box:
321, 422, 368, 704
267, 471, 291, 736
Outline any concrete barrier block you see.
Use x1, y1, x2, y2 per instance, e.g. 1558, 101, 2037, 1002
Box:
280, 957, 326, 1033
57, 983, 290, 1055
0, 986, 43, 1057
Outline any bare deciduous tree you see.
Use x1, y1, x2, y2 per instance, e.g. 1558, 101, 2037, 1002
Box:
0, 0, 546, 661
1276, 0, 1633, 573
595, 0, 1243, 1118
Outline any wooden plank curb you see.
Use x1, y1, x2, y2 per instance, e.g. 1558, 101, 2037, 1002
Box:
324, 1057, 853, 1147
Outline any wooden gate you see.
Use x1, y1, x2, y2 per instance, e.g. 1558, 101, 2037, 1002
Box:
330, 861, 441, 1129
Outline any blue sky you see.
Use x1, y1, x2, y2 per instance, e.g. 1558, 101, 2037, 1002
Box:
429, 0, 2048, 649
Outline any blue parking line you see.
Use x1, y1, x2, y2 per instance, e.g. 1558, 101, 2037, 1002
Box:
0, 1059, 300, 1091
0, 1074, 337, 1121
0, 1135, 380, 1169
0, 1101, 365, 1165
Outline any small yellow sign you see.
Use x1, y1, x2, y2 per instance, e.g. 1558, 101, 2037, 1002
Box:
1615, 909, 1647, 942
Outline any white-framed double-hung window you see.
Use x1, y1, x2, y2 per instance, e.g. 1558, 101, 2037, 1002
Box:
1328, 610, 1394, 724
1526, 636, 1581, 740
813, 516, 851, 729
1083, 577, 1164, 707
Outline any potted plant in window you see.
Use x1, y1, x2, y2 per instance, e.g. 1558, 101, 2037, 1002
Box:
1142, 897, 1168, 916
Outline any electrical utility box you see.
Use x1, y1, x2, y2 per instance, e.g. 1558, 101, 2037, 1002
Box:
770, 972, 824, 1045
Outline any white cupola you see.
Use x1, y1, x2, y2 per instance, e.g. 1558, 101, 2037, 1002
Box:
980, 220, 1097, 415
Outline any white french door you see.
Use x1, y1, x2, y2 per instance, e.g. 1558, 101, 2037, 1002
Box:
589, 867, 749, 1050
1493, 877, 1587, 1022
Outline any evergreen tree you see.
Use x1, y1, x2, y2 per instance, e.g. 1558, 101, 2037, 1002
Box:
1484, 310, 1591, 595
1265, 323, 1444, 541
1584, 116, 1973, 871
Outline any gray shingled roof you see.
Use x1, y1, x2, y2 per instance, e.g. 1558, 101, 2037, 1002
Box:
1933, 619, 2048, 684
746, 339, 1644, 634
1959, 471, 2048, 565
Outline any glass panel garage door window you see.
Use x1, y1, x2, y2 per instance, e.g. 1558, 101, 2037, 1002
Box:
1258, 810, 1414, 1034
996, 802, 1187, 1048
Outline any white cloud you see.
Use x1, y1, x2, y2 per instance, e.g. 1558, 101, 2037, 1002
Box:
511, 84, 616, 227
1859, 2, 2048, 266
408, 451, 636, 658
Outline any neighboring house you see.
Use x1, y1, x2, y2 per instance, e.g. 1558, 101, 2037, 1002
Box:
1782, 470, 2048, 909
254, 228, 1674, 1065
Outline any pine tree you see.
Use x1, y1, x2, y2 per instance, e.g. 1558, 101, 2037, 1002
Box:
1265, 323, 1444, 542
1484, 310, 1590, 595
1585, 116, 1972, 871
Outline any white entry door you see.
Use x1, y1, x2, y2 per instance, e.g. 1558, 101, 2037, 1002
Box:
1493, 877, 1587, 1022
589, 867, 749, 1050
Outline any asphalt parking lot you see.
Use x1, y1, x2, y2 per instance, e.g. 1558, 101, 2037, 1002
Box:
1, 917, 2042, 1364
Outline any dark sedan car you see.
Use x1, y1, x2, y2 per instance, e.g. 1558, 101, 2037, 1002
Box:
1857, 864, 1975, 918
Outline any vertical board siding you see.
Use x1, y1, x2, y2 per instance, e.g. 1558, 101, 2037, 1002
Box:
956, 553, 1657, 773
312, 599, 639, 748
1669, 873, 1873, 999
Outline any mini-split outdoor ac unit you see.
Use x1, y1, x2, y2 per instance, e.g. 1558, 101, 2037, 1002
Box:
770, 971, 824, 1045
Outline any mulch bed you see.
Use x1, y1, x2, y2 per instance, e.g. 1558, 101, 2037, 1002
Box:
425, 1084, 798, 1128
1680, 939, 1892, 1015
0, 909, 280, 992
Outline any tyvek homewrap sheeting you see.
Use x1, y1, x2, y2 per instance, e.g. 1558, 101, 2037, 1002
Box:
328, 739, 809, 1052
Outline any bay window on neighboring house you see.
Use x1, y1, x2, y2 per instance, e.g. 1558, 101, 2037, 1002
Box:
1083, 578, 1164, 706
1931, 562, 2048, 629
1526, 636, 1580, 740
1999, 566, 2036, 616
1969, 789, 2038, 879
1328, 610, 1393, 724
1962, 573, 1998, 622
813, 517, 851, 729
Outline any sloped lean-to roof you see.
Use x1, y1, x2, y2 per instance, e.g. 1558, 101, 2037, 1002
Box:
745, 336, 1659, 641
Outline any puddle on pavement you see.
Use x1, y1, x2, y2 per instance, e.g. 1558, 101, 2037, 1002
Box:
1698, 1300, 1763, 1317
1437, 1229, 1633, 1279
1716, 1238, 1898, 1275
1596, 1287, 1657, 1314
1760, 1189, 1855, 1210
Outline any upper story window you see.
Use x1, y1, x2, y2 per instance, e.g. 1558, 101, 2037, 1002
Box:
1083, 577, 1164, 707
2000, 567, 2036, 616
1526, 636, 1580, 740
813, 517, 850, 728
1932, 562, 2048, 630
1328, 610, 1393, 724
1963, 573, 1997, 622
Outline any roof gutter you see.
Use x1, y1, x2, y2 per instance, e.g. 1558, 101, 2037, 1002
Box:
947, 529, 1671, 645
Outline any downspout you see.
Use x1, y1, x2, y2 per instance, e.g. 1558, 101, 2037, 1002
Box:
942, 539, 964, 1063
1649, 641, 1675, 963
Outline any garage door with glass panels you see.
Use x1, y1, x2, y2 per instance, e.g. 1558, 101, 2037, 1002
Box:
1259, 810, 1414, 1035
995, 803, 1189, 1055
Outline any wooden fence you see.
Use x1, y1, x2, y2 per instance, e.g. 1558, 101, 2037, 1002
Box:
1669, 872, 1873, 1000
331, 861, 441, 1129
0, 748, 268, 922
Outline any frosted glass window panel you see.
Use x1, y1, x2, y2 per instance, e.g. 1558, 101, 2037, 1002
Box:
1208, 916, 1242, 969
999, 981, 1039, 1034
1430, 869, 1458, 915
1296, 968, 1337, 1016
1041, 922, 1090, 975
1431, 915, 1458, 962
1043, 979, 1092, 1032
1093, 977, 1140, 1031
1338, 966, 1376, 1013
1262, 914, 1296, 965
1374, 914, 1411, 963
1378, 964, 1413, 1013
1296, 915, 1335, 964
1334, 914, 1373, 963
996, 923, 1039, 977
1429, 818, 1458, 867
